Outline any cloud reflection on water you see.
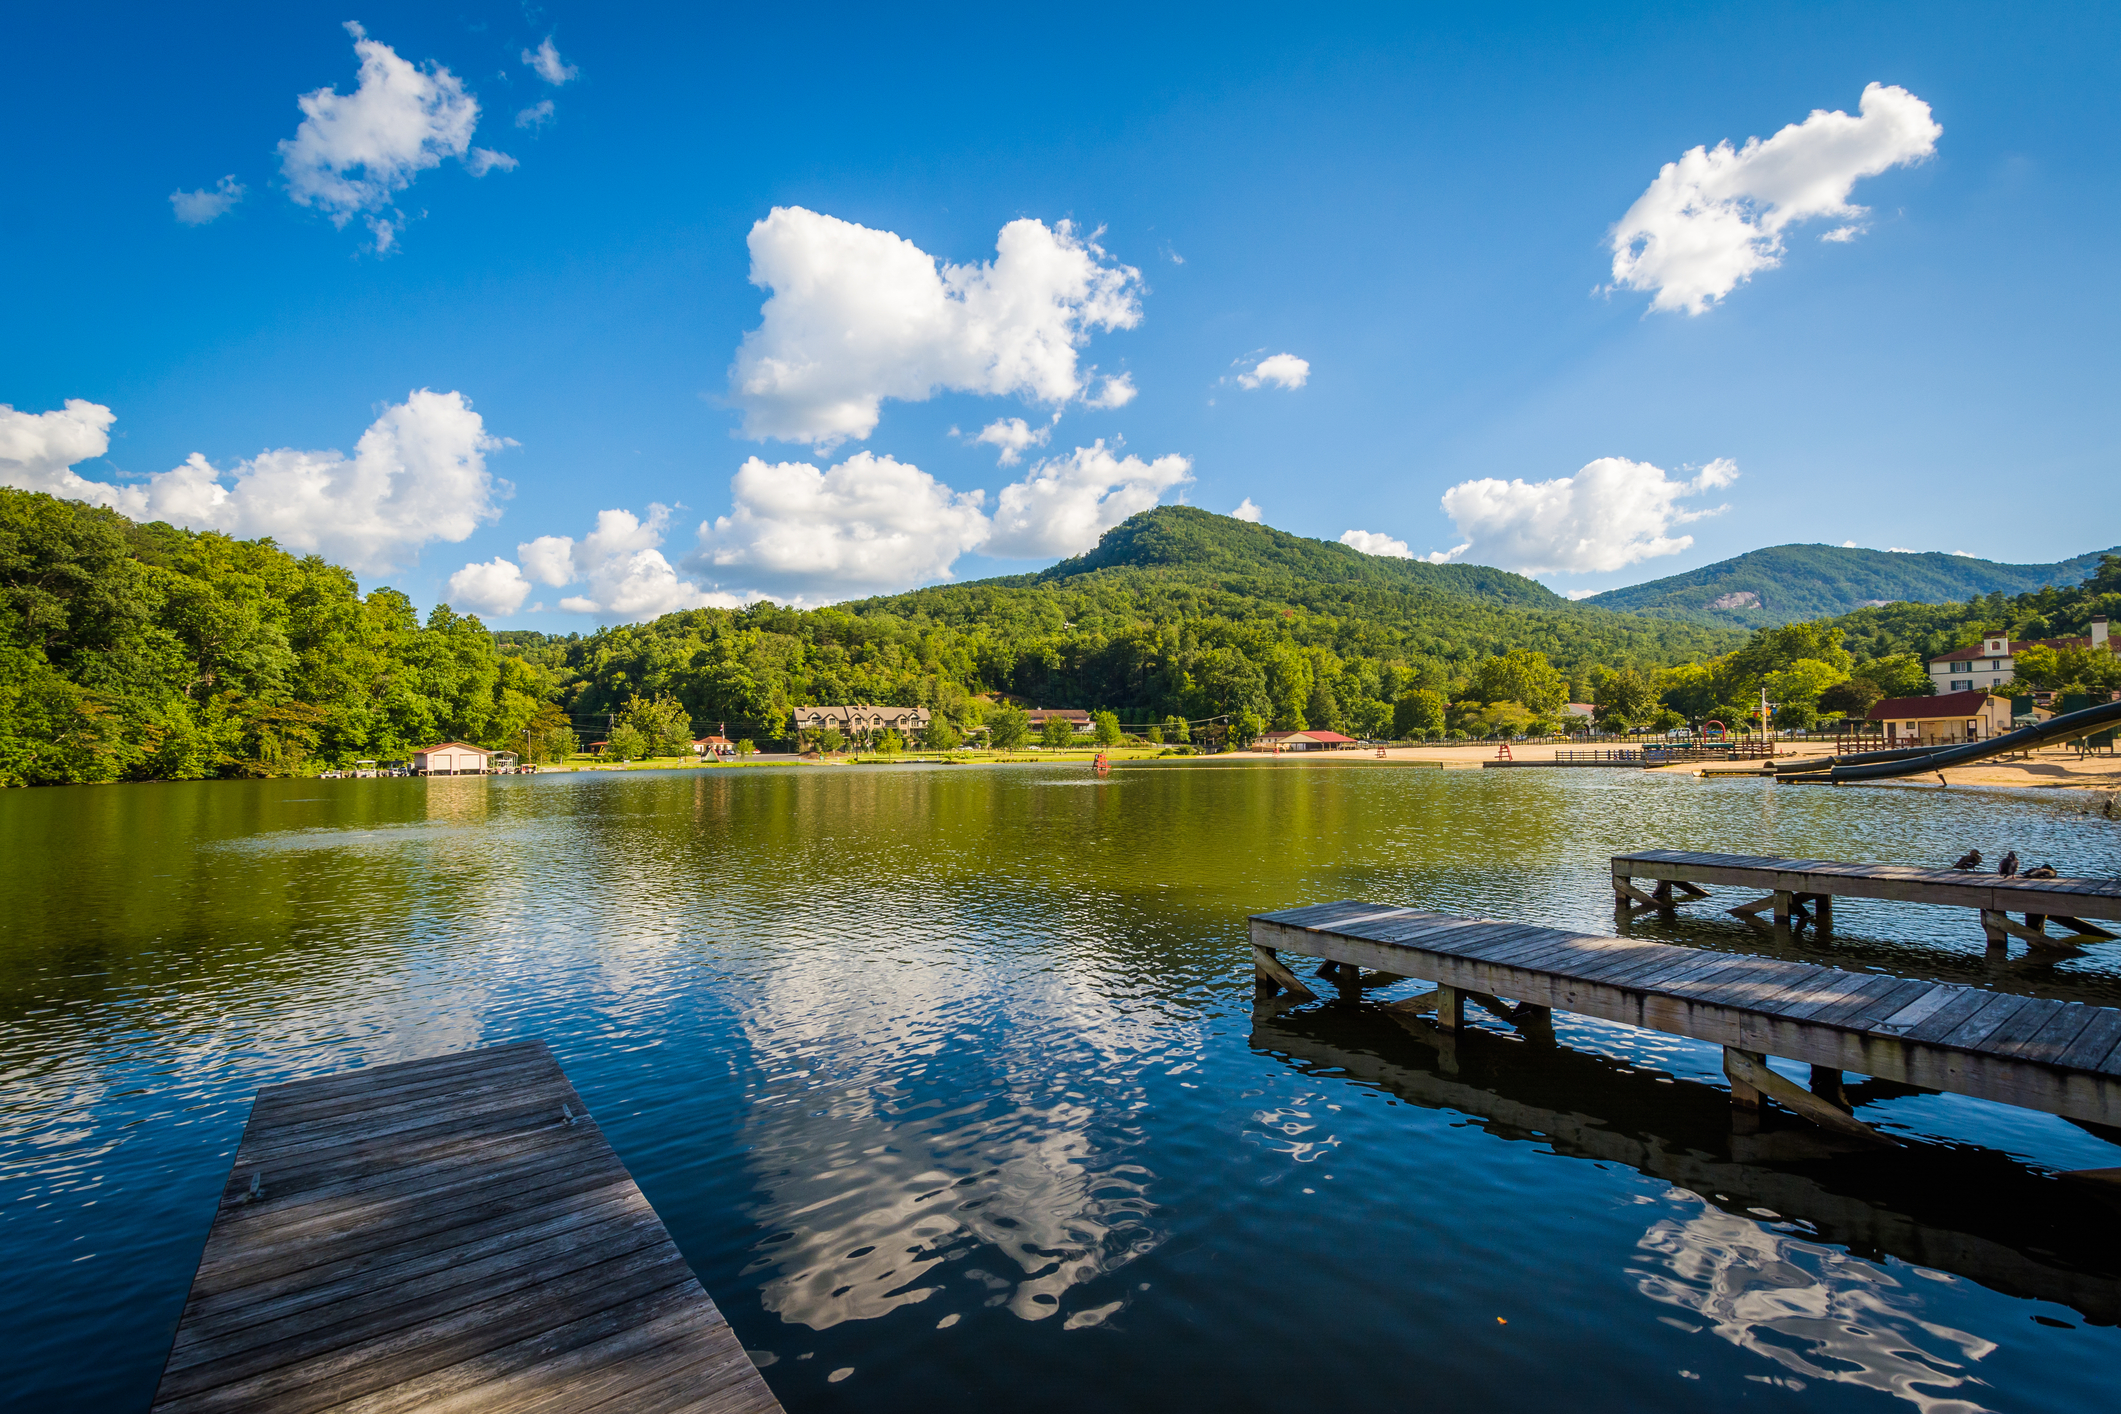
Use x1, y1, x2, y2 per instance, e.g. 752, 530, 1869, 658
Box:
1633, 1192, 1996, 1413
733, 944, 1168, 1329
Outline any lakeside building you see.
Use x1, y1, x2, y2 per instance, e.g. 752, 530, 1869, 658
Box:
690, 735, 736, 758
411, 742, 491, 775
791, 704, 933, 737
1868, 691, 2014, 746
1024, 708, 1093, 735
1259, 729, 1359, 751
1928, 615, 2110, 693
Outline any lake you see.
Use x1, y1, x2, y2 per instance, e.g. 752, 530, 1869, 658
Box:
4, 762, 2120, 1412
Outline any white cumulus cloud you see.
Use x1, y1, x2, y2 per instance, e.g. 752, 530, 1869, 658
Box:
1433, 457, 1738, 574
522, 37, 577, 86
506, 507, 740, 620
691, 452, 992, 603
0, 390, 506, 575
171, 176, 245, 225
1238, 353, 1309, 390
986, 441, 1192, 559
1231, 498, 1262, 523
1610, 83, 1941, 315
729, 207, 1144, 449
971, 417, 1052, 467
516, 99, 555, 131
447, 557, 532, 617
1084, 372, 1137, 408
1339, 529, 1411, 559
278, 22, 502, 253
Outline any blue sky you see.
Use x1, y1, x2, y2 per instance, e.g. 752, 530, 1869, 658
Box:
4, 3, 2117, 623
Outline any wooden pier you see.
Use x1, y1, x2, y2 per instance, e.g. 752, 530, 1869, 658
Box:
151, 1040, 783, 1414
1250, 902, 2121, 1139
1612, 849, 2121, 952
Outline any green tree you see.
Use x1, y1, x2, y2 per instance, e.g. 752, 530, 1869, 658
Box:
614, 692, 693, 756
877, 729, 905, 755
920, 717, 962, 750
1393, 688, 1447, 738
1591, 668, 1657, 727
1468, 649, 1566, 716
605, 723, 648, 761
1816, 679, 1883, 719
813, 726, 846, 754
985, 703, 1029, 749
1040, 715, 1077, 748
1232, 709, 1266, 746
1160, 714, 1190, 744
1092, 709, 1122, 746
736, 738, 757, 756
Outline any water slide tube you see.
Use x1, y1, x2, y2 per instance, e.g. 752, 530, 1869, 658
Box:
1776, 697, 2121, 783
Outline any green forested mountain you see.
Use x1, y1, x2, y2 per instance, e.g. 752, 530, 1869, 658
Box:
1584, 543, 2119, 627
11, 484, 2113, 786
506, 506, 1744, 743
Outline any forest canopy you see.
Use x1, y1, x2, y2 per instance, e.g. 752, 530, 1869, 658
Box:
5, 491, 2116, 785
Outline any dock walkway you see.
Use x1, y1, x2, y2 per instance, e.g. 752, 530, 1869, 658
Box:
1250, 903, 2121, 1134
1612, 849, 2121, 950
152, 1039, 783, 1414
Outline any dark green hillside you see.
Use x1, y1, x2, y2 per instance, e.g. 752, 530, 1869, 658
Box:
1586, 543, 2118, 627
529, 507, 1743, 749
1042, 504, 1559, 605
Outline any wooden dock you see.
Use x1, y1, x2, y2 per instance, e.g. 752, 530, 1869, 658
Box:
1250, 902, 2121, 1138
1612, 848, 2121, 951
151, 1040, 783, 1414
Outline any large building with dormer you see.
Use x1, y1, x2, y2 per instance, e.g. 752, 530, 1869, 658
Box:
1928, 615, 2109, 694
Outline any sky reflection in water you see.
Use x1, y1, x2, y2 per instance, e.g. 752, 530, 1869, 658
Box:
2, 763, 2119, 1412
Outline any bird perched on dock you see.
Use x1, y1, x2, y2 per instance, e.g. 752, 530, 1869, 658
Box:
1952, 849, 1983, 870
2024, 864, 2059, 879
1998, 851, 2020, 877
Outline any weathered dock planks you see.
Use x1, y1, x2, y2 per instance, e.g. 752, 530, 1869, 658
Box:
1612, 848, 2121, 949
151, 1039, 783, 1414
1250, 903, 2121, 1130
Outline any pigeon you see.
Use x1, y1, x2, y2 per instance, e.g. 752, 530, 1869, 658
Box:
2024, 864, 2059, 880
1952, 849, 1983, 870
1998, 851, 2020, 877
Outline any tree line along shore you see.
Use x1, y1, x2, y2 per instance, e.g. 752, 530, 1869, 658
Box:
4, 488, 2117, 786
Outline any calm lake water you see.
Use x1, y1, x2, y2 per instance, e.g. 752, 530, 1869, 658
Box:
5, 762, 2121, 1412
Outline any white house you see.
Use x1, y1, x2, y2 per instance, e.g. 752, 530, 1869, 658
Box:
1928, 615, 2109, 694
411, 742, 490, 776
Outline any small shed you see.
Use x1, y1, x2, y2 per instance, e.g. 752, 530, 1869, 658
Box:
411, 742, 491, 776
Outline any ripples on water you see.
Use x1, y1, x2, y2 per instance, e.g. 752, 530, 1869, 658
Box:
3, 764, 2120, 1412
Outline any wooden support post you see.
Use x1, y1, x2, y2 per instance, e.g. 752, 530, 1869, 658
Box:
1809, 1065, 1849, 1111
1772, 890, 1794, 925
1812, 893, 1833, 934
1723, 1047, 1890, 1142
1252, 945, 1318, 1000
1613, 878, 1661, 912
1652, 880, 1674, 907
1981, 909, 2009, 957
1433, 984, 1464, 1031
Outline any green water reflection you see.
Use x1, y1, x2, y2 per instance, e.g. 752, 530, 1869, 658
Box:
3, 762, 2119, 1412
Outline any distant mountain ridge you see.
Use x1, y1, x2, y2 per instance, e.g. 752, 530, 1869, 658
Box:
1583, 543, 2120, 627
1034, 505, 1561, 605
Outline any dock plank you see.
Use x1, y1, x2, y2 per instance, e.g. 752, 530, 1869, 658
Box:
152, 1042, 783, 1414
1251, 905, 2121, 1128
